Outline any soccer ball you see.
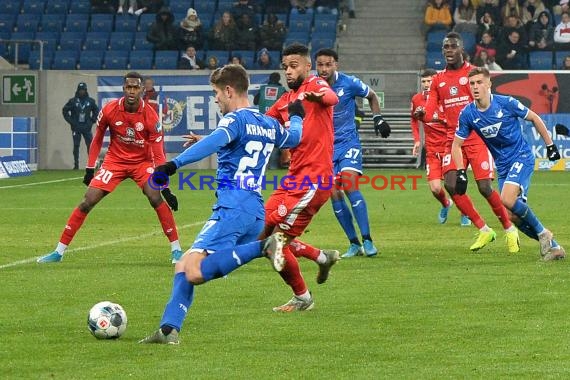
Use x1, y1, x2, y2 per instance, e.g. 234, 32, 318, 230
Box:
87, 301, 127, 339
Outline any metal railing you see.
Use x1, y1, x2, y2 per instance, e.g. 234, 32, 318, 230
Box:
0, 39, 46, 70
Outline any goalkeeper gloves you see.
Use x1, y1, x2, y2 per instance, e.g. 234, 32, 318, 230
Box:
546, 144, 561, 161
287, 99, 305, 119
83, 168, 94, 186
153, 161, 177, 186
455, 169, 468, 195
161, 188, 178, 211
373, 114, 391, 138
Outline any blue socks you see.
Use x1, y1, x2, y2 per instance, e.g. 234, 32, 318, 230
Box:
332, 198, 358, 241
200, 241, 263, 282
160, 272, 194, 332
511, 199, 544, 237
347, 191, 371, 237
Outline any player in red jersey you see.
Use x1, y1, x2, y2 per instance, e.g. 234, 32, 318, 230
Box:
263, 43, 341, 312
37, 72, 183, 264
411, 68, 457, 224
416, 32, 519, 254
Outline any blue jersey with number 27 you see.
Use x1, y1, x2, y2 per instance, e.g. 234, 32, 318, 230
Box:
457, 94, 532, 177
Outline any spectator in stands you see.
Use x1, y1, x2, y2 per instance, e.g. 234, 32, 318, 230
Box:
234, 13, 259, 51
291, 0, 316, 14
500, 15, 528, 45
135, 0, 164, 16
497, 30, 528, 69
259, 13, 287, 51
231, 0, 256, 21
208, 11, 238, 51
265, 0, 292, 14
501, 0, 523, 25
316, 0, 340, 15
177, 46, 205, 70
528, 10, 555, 50
207, 56, 221, 70
142, 76, 167, 116
117, 0, 137, 15
476, 0, 501, 26
147, 7, 178, 50
554, 11, 570, 49
91, 0, 116, 13
62, 82, 99, 170
553, 0, 570, 18
561, 54, 570, 68
254, 47, 279, 69
475, 31, 498, 59
454, 0, 479, 35
522, 0, 547, 27
477, 11, 500, 41
424, 0, 453, 35
178, 7, 204, 50
473, 49, 503, 70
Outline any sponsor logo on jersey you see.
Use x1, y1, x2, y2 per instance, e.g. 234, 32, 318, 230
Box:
449, 86, 458, 96
126, 127, 135, 137
480, 122, 502, 138
115, 121, 123, 126
439, 82, 446, 87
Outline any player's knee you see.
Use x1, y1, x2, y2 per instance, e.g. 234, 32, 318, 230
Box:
184, 253, 205, 285
477, 181, 492, 197
444, 181, 455, 195
500, 194, 516, 210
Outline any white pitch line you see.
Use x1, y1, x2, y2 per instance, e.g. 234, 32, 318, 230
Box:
0, 177, 81, 189
0, 221, 205, 270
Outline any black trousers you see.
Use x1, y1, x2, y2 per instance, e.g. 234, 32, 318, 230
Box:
72, 130, 93, 168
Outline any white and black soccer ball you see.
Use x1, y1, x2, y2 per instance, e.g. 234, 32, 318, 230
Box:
87, 301, 127, 339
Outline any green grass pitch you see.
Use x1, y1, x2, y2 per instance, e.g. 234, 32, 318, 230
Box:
1, 169, 569, 379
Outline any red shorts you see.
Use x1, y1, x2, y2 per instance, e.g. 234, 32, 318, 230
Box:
442, 144, 495, 181
89, 161, 155, 192
265, 186, 331, 237
425, 151, 446, 181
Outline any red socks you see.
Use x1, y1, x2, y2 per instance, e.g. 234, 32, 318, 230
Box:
154, 202, 179, 242
59, 207, 88, 245
278, 246, 308, 296
486, 190, 512, 229
289, 239, 320, 261
452, 194, 485, 229
435, 188, 450, 207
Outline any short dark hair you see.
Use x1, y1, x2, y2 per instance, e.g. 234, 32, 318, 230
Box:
124, 71, 143, 83
445, 31, 463, 42
315, 48, 338, 61
468, 66, 490, 78
282, 43, 310, 58
209, 64, 249, 94
421, 68, 438, 77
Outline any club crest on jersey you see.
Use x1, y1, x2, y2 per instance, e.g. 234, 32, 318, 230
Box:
337, 88, 345, 97
459, 77, 468, 85
277, 204, 288, 217
449, 86, 458, 96
126, 127, 135, 137
135, 122, 144, 131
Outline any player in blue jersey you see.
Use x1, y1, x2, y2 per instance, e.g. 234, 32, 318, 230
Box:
452, 67, 564, 261
139, 64, 305, 344
315, 48, 390, 258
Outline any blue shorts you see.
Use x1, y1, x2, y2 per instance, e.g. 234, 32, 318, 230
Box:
190, 207, 264, 253
498, 159, 534, 202
333, 141, 363, 174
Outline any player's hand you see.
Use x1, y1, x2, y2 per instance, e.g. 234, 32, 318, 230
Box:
83, 168, 95, 186
161, 188, 178, 211
182, 132, 202, 147
455, 169, 468, 195
302, 91, 324, 103
373, 114, 391, 138
546, 144, 561, 161
287, 99, 305, 119
280, 149, 291, 167
412, 141, 421, 156
153, 161, 177, 186
413, 106, 425, 120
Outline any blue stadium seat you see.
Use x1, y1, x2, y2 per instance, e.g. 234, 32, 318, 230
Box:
83, 32, 110, 51
79, 52, 103, 70
129, 50, 153, 69
170, 0, 193, 14
138, 13, 156, 32
263, 50, 281, 65
108, 31, 134, 51
217, 0, 234, 13
65, 14, 89, 33
45, 0, 68, 14
529, 51, 554, 70
194, 1, 216, 14
231, 50, 255, 68
284, 31, 310, 46
154, 50, 179, 69
6, 32, 34, 63
288, 11, 313, 27
311, 36, 335, 52
426, 30, 447, 52
21, 0, 46, 14
289, 19, 311, 33
16, 14, 40, 33
313, 17, 337, 34
0, 0, 22, 15
40, 14, 65, 33
90, 14, 114, 33
69, 0, 90, 14
314, 13, 338, 25
0, 14, 15, 34
29, 49, 53, 69
459, 32, 476, 56
426, 51, 445, 70
103, 50, 129, 69
555, 51, 568, 69
51, 50, 78, 69
58, 32, 84, 50
114, 16, 138, 33
34, 31, 59, 52
133, 31, 154, 50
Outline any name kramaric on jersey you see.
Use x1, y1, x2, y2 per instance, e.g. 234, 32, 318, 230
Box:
246, 123, 276, 139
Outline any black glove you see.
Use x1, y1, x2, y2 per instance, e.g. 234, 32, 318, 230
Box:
546, 144, 561, 161
161, 188, 178, 211
373, 114, 391, 138
153, 161, 177, 186
287, 99, 305, 119
83, 168, 94, 186
455, 169, 468, 195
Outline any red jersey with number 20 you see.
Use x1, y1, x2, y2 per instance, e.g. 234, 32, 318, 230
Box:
87, 97, 165, 168
424, 62, 483, 147
266, 75, 338, 183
